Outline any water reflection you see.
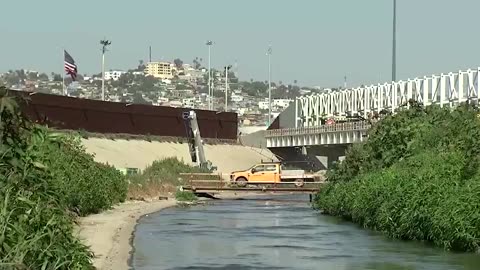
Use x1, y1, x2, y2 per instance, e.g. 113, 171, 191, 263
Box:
132, 195, 480, 270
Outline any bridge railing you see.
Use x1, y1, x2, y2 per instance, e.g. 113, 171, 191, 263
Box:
266, 121, 371, 137
296, 67, 480, 127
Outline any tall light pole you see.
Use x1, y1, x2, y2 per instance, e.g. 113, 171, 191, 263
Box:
392, 0, 397, 82
267, 45, 272, 126
100, 39, 111, 101
224, 65, 232, 112
206, 40, 213, 110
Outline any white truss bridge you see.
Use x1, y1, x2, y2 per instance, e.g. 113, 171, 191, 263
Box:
266, 67, 480, 148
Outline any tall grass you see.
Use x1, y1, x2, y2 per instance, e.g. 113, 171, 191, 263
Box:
0, 87, 128, 268
127, 157, 211, 199
314, 102, 480, 251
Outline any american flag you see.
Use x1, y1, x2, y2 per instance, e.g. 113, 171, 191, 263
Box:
64, 50, 78, 80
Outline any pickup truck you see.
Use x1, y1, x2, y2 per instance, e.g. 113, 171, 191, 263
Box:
229, 162, 316, 187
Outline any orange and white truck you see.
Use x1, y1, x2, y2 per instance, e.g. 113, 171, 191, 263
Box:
229, 162, 317, 187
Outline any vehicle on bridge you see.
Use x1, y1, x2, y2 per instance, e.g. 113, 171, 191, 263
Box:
230, 162, 317, 188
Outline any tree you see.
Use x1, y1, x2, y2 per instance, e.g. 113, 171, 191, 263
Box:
38, 73, 49, 81
174, 58, 183, 69
27, 72, 38, 81
15, 70, 26, 81
294, 79, 298, 85
133, 92, 150, 105
52, 73, 62, 82
240, 81, 268, 97
193, 57, 201, 69
137, 60, 146, 71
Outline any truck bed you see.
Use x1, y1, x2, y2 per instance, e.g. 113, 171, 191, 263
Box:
280, 170, 314, 179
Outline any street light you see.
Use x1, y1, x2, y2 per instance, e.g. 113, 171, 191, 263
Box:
100, 39, 111, 101
392, 0, 397, 82
206, 40, 213, 110
266, 45, 272, 126
224, 65, 232, 112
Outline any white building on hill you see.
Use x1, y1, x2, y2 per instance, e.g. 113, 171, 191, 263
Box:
104, 70, 126, 81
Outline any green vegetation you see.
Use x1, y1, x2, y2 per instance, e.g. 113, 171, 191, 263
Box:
175, 190, 198, 202
127, 157, 212, 199
37, 134, 128, 216
314, 102, 480, 252
0, 87, 127, 269
136, 157, 210, 185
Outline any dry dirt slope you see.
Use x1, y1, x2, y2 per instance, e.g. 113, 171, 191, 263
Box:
81, 138, 277, 173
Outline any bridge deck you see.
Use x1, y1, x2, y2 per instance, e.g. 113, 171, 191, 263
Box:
179, 177, 323, 194
181, 186, 321, 193
266, 121, 370, 147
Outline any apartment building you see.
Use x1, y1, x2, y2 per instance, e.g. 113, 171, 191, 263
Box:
145, 62, 174, 79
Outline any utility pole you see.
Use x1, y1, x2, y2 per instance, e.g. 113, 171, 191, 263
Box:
267, 45, 272, 126
224, 65, 231, 112
100, 39, 111, 101
206, 40, 213, 110
149, 46, 152, 62
392, 0, 397, 82
344, 75, 347, 89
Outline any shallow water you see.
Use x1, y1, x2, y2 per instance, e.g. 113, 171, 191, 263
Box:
131, 195, 480, 270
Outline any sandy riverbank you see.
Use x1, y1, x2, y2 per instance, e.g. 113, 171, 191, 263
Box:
77, 192, 269, 270
77, 199, 176, 270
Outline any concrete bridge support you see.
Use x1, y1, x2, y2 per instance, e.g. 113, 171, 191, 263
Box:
269, 144, 348, 172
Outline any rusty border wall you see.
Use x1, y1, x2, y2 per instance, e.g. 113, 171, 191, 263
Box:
11, 91, 238, 140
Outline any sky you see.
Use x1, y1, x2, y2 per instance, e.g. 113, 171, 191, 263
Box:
1, 0, 479, 88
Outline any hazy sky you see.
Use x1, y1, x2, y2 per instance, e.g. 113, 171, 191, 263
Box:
1, 0, 479, 87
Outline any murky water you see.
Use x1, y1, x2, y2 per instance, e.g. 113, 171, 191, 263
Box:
131, 195, 480, 270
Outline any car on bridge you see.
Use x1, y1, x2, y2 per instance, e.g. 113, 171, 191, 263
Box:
230, 162, 317, 188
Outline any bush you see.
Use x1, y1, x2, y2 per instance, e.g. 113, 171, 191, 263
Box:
36, 133, 128, 216
0, 87, 128, 268
127, 157, 211, 198
314, 103, 480, 251
175, 190, 198, 202
0, 89, 94, 269
141, 157, 211, 185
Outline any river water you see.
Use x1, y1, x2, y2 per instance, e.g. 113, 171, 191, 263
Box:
131, 195, 480, 270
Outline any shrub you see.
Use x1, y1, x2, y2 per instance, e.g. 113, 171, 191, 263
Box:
175, 190, 198, 202
314, 103, 480, 251
0, 88, 94, 269
35, 133, 128, 216
127, 157, 211, 199
141, 157, 211, 185
0, 87, 128, 268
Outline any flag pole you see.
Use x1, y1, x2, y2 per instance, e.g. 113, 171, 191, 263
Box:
62, 49, 66, 96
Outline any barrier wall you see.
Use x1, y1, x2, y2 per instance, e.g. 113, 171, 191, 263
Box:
12, 91, 238, 140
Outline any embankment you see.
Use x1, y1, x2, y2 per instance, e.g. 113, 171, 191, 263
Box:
77, 199, 176, 270
314, 103, 480, 252
82, 138, 277, 173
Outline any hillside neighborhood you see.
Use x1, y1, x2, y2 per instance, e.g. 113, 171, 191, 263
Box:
0, 60, 333, 130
